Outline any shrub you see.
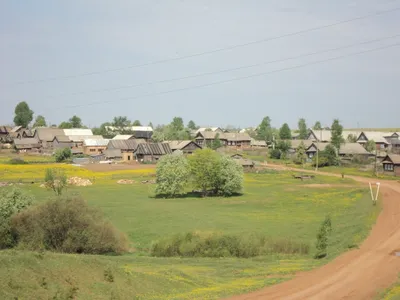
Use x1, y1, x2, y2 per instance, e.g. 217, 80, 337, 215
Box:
215, 155, 243, 196
45, 168, 67, 196
315, 215, 332, 259
54, 148, 72, 162
11, 195, 128, 254
151, 232, 309, 258
155, 151, 190, 197
7, 158, 27, 165
0, 188, 34, 249
269, 149, 281, 159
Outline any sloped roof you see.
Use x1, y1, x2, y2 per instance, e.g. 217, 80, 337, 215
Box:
195, 131, 251, 141
234, 158, 255, 167
63, 129, 93, 136
10, 126, 23, 133
106, 126, 153, 132
382, 154, 400, 165
108, 139, 145, 151
112, 135, 134, 140
308, 130, 356, 142
357, 132, 390, 144
83, 139, 110, 147
53, 135, 71, 143
196, 127, 222, 134
289, 140, 313, 149
339, 143, 371, 155
306, 143, 329, 152
68, 135, 103, 142
34, 128, 65, 142
167, 140, 201, 151
136, 143, 172, 155
14, 138, 40, 149
0, 126, 9, 134
250, 139, 267, 146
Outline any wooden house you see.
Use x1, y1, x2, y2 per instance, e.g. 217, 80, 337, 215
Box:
0, 126, 10, 142
381, 154, 400, 176
307, 130, 356, 143
195, 131, 251, 148
13, 138, 41, 152
52, 135, 72, 150
230, 154, 255, 169
168, 140, 202, 154
107, 139, 145, 161
33, 128, 65, 149
250, 139, 267, 148
106, 126, 153, 140
135, 143, 172, 162
356, 131, 390, 150
83, 139, 109, 155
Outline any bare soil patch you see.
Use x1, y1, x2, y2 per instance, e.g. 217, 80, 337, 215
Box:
83, 163, 156, 172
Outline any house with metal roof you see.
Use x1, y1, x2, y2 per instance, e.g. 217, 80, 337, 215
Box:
83, 139, 110, 155
135, 143, 172, 162
167, 140, 202, 154
105, 126, 153, 140
106, 139, 146, 161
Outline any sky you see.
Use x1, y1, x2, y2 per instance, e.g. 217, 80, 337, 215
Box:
1, 0, 400, 129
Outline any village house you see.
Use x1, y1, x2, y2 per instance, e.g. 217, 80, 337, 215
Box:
83, 139, 110, 155
106, 139, 146, 161
52, 135, 73, 150
33, 128, 65, 149
106, 126, 153, 140
13, 138, 41, 153
135, 143, 172, 162
168, 140, 202, 154
195, 131, 251, 148
230, 154, 255, 169
381, 154, 400, 176
250, 139, 267, 148
0, 126, 11, 143
307, 129, 357, 143
356, 131, 390, 150
112, 135, 135, 140
305, 142, 373, 160
16, 129, 33, 139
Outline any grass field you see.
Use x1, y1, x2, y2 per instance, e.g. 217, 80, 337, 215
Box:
0, 163, 380, 299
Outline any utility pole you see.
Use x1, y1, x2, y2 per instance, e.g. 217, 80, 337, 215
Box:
374, 147, 378, 177
315, 129, 322, 171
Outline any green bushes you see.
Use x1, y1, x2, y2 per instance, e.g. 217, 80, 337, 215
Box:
150, 232, 309, 258
54, 148, 72, 162
0, 188, 34, 249
7, 158, 27, 165
315, 215, 332, 259
44, 168, 67, 196
11, 195, 128, 254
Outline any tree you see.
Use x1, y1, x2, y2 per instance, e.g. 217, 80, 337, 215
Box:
188, 149, 221, 195
58, 121, 73, 129
132, 120, 142, 126
279, 123, 292, 140
347, 134, 358, 143
155, 152, 190, 197
298, 118, 308, 139
277, 140, 291, 160
44, 168, 67, 196
32, 115, 47, 128
14, 102, 33, 127
269, 149, 281, 159
313, 121, 322, 130
171, 117, 184, 132
313, 144, 338, 167
296, 141, 307, 167
54, 148, 72, 162
215, 155, 243, 196
148, 122, 154, 129
365, 140, 376, 153
256, 116, 273, 142
331, 119, 344, 150
69, 115, 83, 128
187, 120, 197, 130
211, 133, 223, 150
315, 215, 332, 259
112, 116, 130, 131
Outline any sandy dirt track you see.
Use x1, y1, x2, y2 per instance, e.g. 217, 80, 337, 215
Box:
228, 166, 400, 300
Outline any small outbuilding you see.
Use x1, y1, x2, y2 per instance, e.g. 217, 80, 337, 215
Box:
135, 143, 172, 162
381, 154, 400, 176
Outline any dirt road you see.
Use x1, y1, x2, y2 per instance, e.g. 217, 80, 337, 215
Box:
229, 166, 400, 300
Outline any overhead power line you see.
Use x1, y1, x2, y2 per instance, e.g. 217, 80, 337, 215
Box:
4, 6, 400, 87
46, 33, 400, 99
60, 42, 400, 109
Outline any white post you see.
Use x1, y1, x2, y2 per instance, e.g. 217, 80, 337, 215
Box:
369, 182, 374, 201
375, 182, 381, 201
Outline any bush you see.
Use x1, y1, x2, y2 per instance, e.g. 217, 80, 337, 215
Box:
54, 148, 72, 162
315, 215, 332, 259
0, 188, 34, 249
215, 155, 243, 196
269, 149, 281, 159
155, 151, 190, 197
11, 195, 128, 254
151, 232, 309, 258
7, 158, 27, 165
45, 168, 67, 196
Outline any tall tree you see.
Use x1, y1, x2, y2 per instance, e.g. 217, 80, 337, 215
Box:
279, 123, 292, 140
277, 140, 291, 160
148, 122, 154, 129
298, 118, 308, 139
171, 117, 184, 132
32, 115, 47, 128
256, 116, 273, 142
296, 141, 307, 167
211, 133, 223, 150
132, 120, 142, 126
69, 115, 83, 128
112, 116, 130, 130
187, 120, 197, 130
331, 119, 344, 150
313, 121, 322, 130
14, 101, 33, 127
58, 122, 73, 129
365, 140, 376, 153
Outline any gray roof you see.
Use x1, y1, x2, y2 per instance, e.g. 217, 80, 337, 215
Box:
136, 143, 172, 155
107, 139, 146, 151
250, 139, 267, 146
357, 131, 390, 144
67, 135, 103, 142
382, 154, 400, 165
53, 135, 71, 143
339, 143, 371, 155
168, 140, 201, 151
195, 131, 251, 142
104, 149, 122, 158
83, 139, 110, 147
34, 128, 65, 142
14, 138, 40, 149
308, 130, 356, 142
289, 140, 313, 149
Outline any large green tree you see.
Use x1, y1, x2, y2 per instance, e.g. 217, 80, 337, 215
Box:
365, 140, 376, 153
171, 117, 184, 132
58, 122, 73, 129
298, 118, 308, 139
296, 141, 307, 167
69, 115, 83, 128
132, 120, 142, 126
112, 116, 130, 130
256, 116, 273, 142
331, 119, 344, 150
187, 120, 197, 130
32, 115, 47, 128
155, 152, 190, 197
214, 155, 243, 196
279, 123, 292, 140
14, 102, 33, 127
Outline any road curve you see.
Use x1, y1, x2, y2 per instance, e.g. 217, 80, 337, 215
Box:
228, 166, 400, 300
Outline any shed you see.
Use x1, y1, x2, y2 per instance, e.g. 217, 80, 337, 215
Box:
14, 138, 41, 151
107, 139, 146, 161
33, 128, 65, 148
381, 154, 400, 176
135, 143, 172, 162
234, 158, 255, 169
168, 140, 202, 154
250, 139, 267, 148
83, 139, 110, 155
52, 135, 72, 149
104, 149, 122, 159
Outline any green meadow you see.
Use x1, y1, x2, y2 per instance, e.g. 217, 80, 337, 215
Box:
0, 167, 380, 299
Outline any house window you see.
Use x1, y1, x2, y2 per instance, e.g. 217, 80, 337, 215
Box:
380, 144, 385, 149
127, 155, 131, 161
90, 149, 96, 152
384, 164, 394, 171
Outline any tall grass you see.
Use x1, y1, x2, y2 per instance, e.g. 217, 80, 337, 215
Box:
150, 232, 309, 258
